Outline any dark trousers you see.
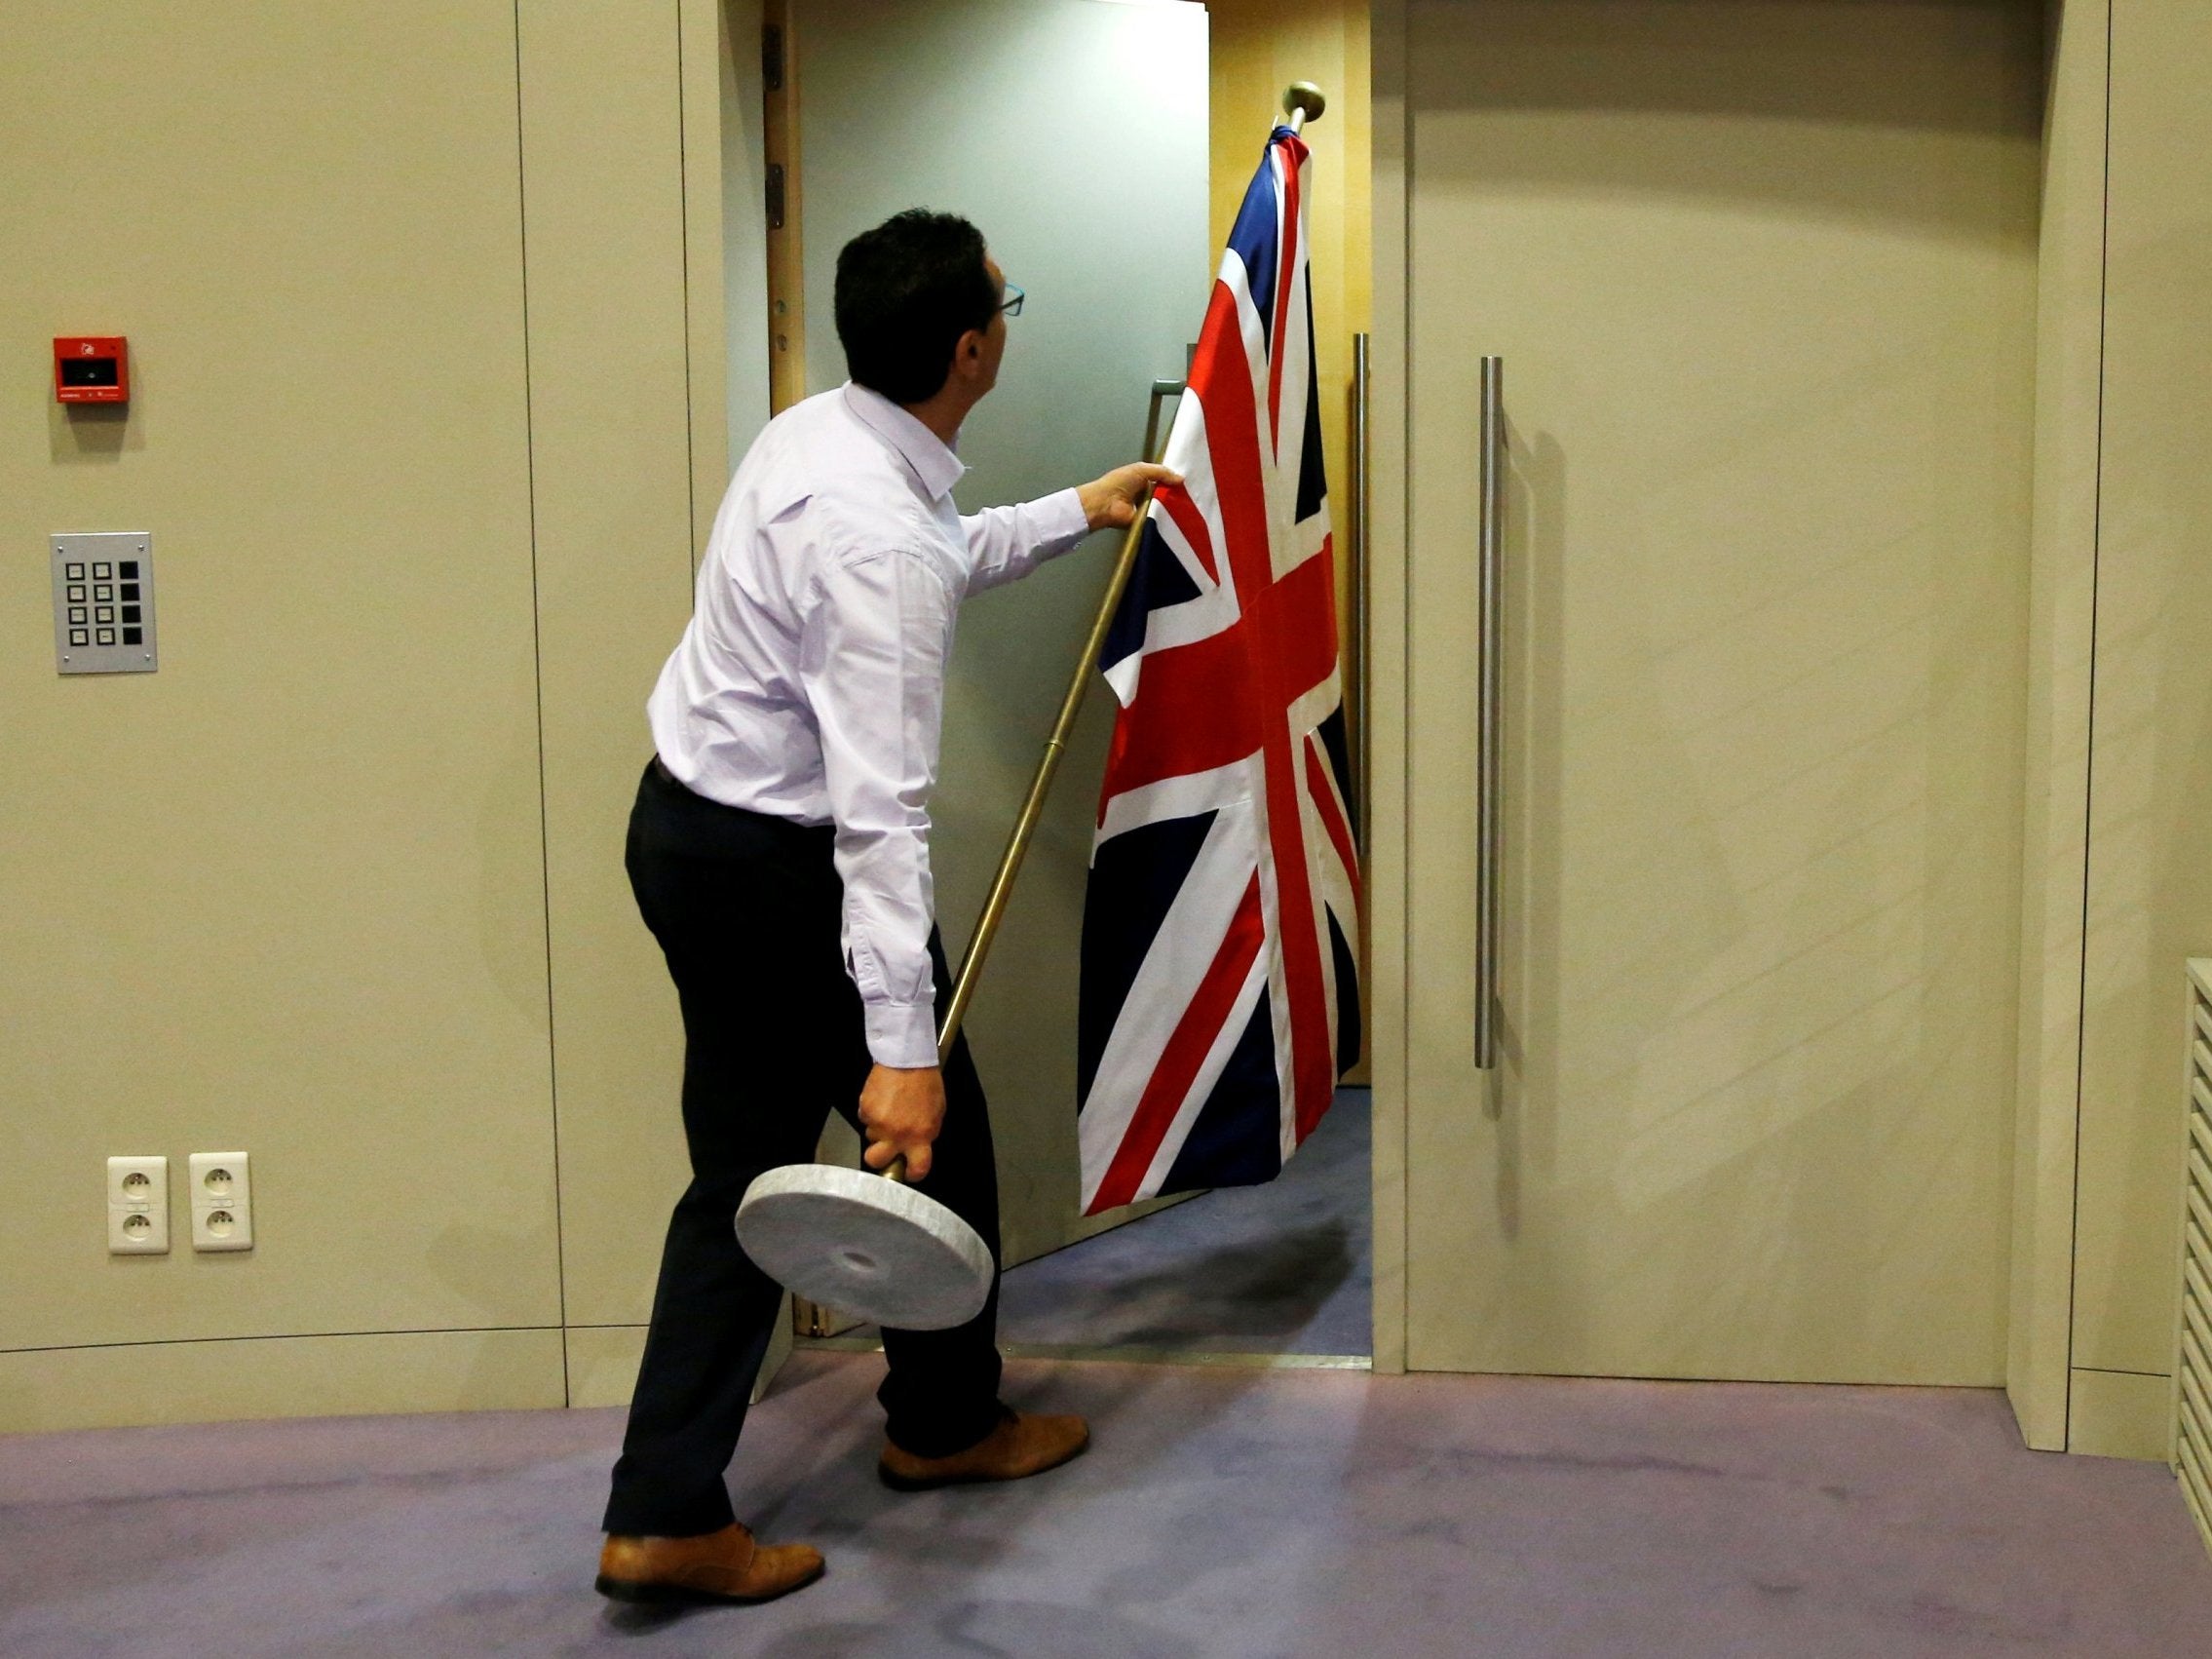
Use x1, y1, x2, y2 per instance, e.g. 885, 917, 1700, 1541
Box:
602, 758, 1005, 1538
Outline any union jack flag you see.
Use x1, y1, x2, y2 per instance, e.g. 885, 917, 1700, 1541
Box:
1076, 126, 1361, 1216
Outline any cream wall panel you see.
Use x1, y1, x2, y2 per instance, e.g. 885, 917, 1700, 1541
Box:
2067, 1365, 2174, 1462
2073, 0, 2212, 1381
2007, 0, 2110, 1453
0, 1330, 564, 1435
566, 1326, 653, 1410
0, 2, 560, 1354
517, 1, 705, 1331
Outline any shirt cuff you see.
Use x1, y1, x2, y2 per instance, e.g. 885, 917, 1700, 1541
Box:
1040, 486, 1090, 550
864, 996, 940, 1069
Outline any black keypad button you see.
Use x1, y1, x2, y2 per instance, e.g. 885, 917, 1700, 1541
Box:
120, 561, 139, 579
69, 629, 89, 648
120, 583, 140, 601
95, 628, 116, 646
122, 628, 143, 646
121, 604, 141, 624
65, 562, 86, 581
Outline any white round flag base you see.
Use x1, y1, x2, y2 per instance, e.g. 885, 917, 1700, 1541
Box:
735, 1163, 994, 1331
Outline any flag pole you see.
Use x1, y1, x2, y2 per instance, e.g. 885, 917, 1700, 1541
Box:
935, 84, 1327, 1061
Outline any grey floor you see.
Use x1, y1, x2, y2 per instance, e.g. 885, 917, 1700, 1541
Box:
997, 1087, 1371, 1357
6, 1353, 2211, 1656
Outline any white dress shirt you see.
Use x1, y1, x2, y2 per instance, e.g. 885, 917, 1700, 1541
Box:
648, 383, 1090, 1068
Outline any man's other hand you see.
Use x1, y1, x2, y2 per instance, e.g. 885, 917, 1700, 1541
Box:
859, 1063, 947, 1180
1078, 462, 1182, 530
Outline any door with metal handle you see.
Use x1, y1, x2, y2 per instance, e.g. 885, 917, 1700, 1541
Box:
1475, 357, 1504, 1068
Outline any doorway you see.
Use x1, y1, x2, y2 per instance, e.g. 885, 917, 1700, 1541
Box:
761, 0, 1376, 1366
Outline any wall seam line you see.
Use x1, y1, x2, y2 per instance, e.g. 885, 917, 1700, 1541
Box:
2064, 0, 2117, 1445
513, 0, 574, 1411
676, 0, 700, 561
3, 1325, 564, 1358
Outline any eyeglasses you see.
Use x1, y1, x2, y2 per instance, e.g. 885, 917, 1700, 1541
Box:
999, 283, 1025, 318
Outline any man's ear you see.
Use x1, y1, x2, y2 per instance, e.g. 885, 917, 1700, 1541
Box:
950, 327, 985, 380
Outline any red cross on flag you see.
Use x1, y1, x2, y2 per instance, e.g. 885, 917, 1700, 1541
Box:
1074, 125, 1361, 1215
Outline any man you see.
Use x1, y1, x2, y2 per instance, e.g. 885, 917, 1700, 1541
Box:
594, 209, 1175, 1606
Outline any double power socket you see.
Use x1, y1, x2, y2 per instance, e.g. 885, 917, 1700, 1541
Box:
107, 1153, 253, 1255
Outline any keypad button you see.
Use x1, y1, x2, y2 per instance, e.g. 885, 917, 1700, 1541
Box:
95, 605, 114, 624
95, 628, 116, 646
121, 604, 141, 624
120, 561, 139, 579
93, 562, 112, 580
69, 629, 89, 648
65, 562, 86, 580
120, 583, 140, 601
67, 585, 86, 603
94, 585, 113, 602
122, 628, 143, 646
68, 606, 87, 626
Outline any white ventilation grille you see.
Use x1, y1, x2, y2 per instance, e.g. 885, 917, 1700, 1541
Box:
2174, 959, 2212, 1555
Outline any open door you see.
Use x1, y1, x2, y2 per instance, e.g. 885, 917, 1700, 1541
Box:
781, 0, 1211, 1278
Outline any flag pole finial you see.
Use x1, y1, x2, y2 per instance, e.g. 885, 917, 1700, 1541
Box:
1282, 82, 1326, 133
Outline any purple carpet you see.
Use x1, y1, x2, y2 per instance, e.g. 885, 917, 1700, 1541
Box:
2, 1352, 2207, 1656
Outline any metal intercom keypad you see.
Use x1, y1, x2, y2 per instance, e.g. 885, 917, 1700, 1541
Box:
53, 532, 157, 675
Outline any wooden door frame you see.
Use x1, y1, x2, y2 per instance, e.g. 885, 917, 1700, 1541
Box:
1366, 0, 1412, 1378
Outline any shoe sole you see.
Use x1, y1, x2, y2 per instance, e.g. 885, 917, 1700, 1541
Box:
877, 1434, 1090, 1492
594, 1559, 825, 1607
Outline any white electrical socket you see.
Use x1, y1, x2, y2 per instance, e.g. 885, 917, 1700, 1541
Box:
187, 1150, 253, 1252
107, 1155, 170, 1254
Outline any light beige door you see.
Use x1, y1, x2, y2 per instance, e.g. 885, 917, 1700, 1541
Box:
1398, 0, 2042, 1381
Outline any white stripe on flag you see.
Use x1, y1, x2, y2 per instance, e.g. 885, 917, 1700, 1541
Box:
1078, 787, 1262, 1206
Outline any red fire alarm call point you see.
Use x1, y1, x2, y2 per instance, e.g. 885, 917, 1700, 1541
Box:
55, 336, 129, 405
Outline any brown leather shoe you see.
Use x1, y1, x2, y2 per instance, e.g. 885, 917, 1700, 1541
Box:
594, 1522, 823, 1606
879, 1409, 1090, 1491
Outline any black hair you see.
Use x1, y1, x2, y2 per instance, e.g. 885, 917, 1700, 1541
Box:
833, 209, 998, 405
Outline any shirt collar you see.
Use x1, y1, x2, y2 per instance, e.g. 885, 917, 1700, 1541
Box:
842, 382, 966, 502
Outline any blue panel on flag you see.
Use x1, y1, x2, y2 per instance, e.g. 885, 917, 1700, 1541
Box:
1316, 706, 1354, 830
1100, 519, 1203, 675
1295, 318, 1327, 524
1159, 988, 1285, 1193
1327, 906, 1362, 1074
1226, 135, 1284, 347
1077, 808, 1219, 1105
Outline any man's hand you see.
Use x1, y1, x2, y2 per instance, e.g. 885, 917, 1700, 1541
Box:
1078, 462, 1182, 531
859, 1062, 947, 1180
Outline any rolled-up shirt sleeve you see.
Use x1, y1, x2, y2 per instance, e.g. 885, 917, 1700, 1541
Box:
797, 542, 953, 1069
961, 487, 1090, 595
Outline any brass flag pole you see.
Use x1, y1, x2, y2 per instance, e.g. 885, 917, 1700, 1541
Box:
934, 83, 1326, 1061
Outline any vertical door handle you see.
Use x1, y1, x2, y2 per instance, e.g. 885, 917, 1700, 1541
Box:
1475, 358, 1504, 1069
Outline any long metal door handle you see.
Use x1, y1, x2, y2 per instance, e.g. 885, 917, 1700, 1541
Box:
1475, 358, 1504, 1069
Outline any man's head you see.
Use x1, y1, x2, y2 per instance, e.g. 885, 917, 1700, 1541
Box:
834, 210, 1009, 418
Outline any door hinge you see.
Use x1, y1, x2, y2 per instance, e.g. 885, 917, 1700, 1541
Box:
766, 162, 786, 231
763, 23, 785, 94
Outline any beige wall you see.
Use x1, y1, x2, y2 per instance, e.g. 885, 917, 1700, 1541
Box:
0, 1, 729, 1432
